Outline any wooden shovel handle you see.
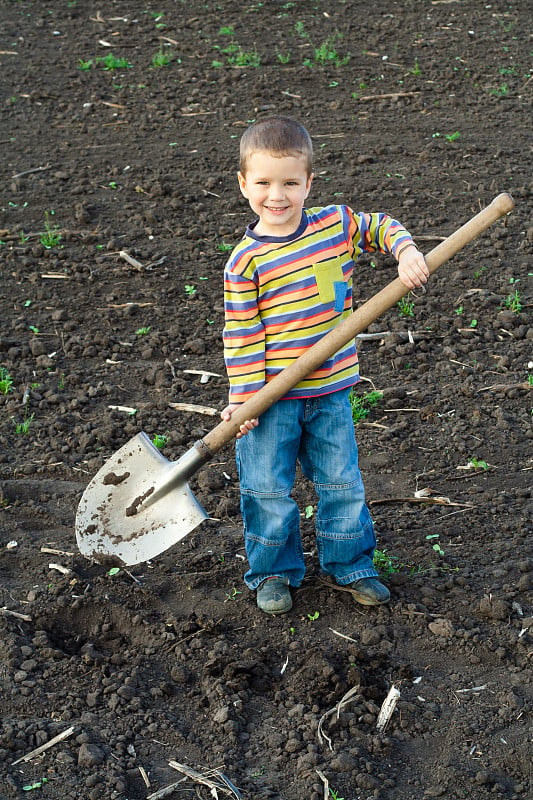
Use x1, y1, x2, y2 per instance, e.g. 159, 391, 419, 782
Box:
201, 193, 515, 455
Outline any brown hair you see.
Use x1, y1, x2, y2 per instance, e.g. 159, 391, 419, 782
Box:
239, 116, 313, 175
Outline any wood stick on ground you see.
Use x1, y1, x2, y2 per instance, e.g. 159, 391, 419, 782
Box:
11, 164, 51, 179
478, 381, 532, 392
1, 607, 32, 622
358, 90, 420, 101
168, 761, 241, 797
168, 402, 218, 416
119, 250, 144, 270
41, 547, 74, 556
318, 684, 361, 750
146, 778, 187, 800
376, 685, 401, 732
315, 768, 330, 800
12, 726, 75, 765
369, 496, 474, 507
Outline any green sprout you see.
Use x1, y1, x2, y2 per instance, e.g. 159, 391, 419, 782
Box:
304, 505, 314, 519
151, 48, 173, 67
78, 58, 93, 70
503, 289, 522, 313
397, 295, 415, 317
349, 389, 383, 425
217, 242, 233, 253
0, 367, 14, 395
22, 778, 49, 792
152, 433, 168, 450
184, 285, 197, 297
468, 457, 489, 470
40, 211, 62, 249
11, 412, 35, 435
373, 548, 400, 575
329, 790, 345, 800
224, 586, 243, 602
99, 53, 133, 70
107, 567, 121, 576
135, 326, 151, 335
426, 534, 444, 556
307, 611, 320, 621
445, 130, 461, 142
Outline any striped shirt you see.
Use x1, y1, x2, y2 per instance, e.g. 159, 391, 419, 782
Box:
223, 204, 414, 403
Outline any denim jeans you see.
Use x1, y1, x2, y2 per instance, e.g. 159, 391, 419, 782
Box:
235, 388, 378, 590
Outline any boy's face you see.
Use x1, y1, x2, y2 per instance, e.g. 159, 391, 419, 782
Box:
238, 151, 313, 237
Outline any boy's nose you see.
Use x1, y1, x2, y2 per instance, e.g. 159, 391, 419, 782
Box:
268, 184, 284, 201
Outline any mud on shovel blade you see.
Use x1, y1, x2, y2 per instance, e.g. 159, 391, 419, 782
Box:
75, 193, 515, 566
75, 432, 208, 566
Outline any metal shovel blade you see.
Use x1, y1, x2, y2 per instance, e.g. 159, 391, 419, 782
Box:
75, 432, 208, 566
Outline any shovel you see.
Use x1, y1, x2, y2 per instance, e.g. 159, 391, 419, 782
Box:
76, 193, 515, 566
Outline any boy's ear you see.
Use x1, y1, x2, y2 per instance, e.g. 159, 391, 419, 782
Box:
237, 171, 248, 198
305, 173, 314, 198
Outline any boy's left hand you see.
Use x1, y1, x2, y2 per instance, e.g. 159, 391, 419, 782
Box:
397, 246, 429, 290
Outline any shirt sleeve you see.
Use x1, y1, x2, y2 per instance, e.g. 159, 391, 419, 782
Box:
348, 210, 415, 259
223, 260, 266, 403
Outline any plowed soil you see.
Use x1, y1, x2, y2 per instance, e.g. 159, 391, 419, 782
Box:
0, 1, 532, 799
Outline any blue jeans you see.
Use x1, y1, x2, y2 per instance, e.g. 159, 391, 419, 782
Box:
235, 388, 377, 590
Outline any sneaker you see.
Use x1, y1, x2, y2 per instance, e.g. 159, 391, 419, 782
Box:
349, 577, 390, 606
256, 577, 292, 615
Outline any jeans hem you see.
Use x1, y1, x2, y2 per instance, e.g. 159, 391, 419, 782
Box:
334, 568, 378, 585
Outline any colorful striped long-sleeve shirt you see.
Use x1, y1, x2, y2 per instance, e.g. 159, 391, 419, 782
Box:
223, 204, 414, 403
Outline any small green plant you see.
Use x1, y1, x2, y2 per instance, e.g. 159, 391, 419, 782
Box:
445, 130, 461, 142
22, 778, 49, 792
99, 53, 133, 70
349, 389, 383, 424
304, 505, 314, 519
152, 433, 168, 450
426, 534, 444, 557
78, 58, 93, 70
107, 567, 121, 576
455, 305, 464, 315
469, 318, 478, 328
373, 548, 400, 575
185, 285, 197, 297
11, 412, 35, 435
489, 83, 508, 96
135, 326, 151, 335
468, 457, 489, 470
151, 48, 173, 67
217, 242, 233, 253
397, 295, 415, 317
19, 230, 29, 244
308, 34, 350, 67
307, 611, 320, 621
503, 289, 522, 313
276, 50, 291, 64
329, 790, 345, 800
40, 212, 62, 249
0, 367, 14, 395
473, 265, 486, 280
294, 21, 308, 39
225, 586, 242, 602
409, 60, 421, 76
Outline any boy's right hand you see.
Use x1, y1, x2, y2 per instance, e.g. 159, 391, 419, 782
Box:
220, 404, 259, 439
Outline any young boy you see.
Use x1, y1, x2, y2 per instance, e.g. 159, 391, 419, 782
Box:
221, 116, 428, 615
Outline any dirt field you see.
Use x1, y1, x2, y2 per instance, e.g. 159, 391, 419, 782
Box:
0, 1, 532, 798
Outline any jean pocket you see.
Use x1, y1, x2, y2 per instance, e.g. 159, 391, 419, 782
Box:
313, 258, 345, 307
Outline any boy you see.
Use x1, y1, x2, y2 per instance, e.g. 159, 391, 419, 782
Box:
221, 117, 428, 615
